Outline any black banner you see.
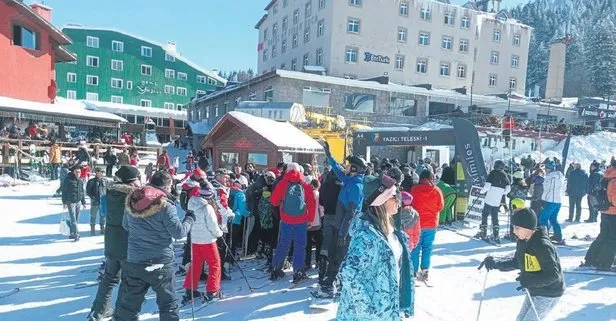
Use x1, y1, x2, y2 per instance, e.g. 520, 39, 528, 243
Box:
452, 118, 488, 185
561, 133, 572, 174
578, 107, 616, 120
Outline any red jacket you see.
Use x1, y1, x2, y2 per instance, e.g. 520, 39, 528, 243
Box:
404, 221, 421, 250
410, 179, 444, 229
271, 170, 316, 224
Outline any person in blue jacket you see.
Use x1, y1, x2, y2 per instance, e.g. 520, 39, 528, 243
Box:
317, 141, 366, 297
337, 175, 414, 320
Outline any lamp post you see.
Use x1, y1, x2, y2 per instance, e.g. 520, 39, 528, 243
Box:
507, 89, 512, 113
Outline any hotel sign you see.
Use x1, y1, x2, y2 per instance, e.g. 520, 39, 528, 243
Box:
364, 52, 390, 64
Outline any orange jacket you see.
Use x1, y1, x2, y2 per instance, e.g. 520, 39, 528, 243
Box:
49, 144, 61, 164
410, 179, 444, 229
604, 167, 616, 215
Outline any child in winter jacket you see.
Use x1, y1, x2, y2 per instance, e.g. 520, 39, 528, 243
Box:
230, 181, 250, 256
400, 191, 421, 250
145, 163, 154, 183
540, 161, 565, 243
479, 201, 564, 321
183, 185, 224, 303
306, 179, 324, 269
410, 170, 444, 282
508, 170, 529, 236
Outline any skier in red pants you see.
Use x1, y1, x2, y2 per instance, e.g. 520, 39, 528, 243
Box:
182, 182, 223, 303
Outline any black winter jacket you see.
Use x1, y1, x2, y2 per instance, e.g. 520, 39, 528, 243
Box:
566, 168, 589, 197
77, 148, 91, 164
104, 152, 118, 166
86, 177, 107, 206
62, 173, 86, 205
319, 171, 342, 215
246, 175, 267, 216
496, 227, 565, 297
104, 183, 136, 260
487, 169, 510, 189
587, 169, 604, 196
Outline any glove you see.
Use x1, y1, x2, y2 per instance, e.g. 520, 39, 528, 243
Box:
515, 275, 527, 291
323, 141, 332, 159
478, 256, 497, 271
183, 211, 196, 224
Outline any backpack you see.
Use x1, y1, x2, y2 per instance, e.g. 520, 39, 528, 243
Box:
281, 182, 306, 216
594, 178, 614, 212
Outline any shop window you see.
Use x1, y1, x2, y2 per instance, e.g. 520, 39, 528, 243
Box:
220, 152, 239, 169
248, 152, 269, 168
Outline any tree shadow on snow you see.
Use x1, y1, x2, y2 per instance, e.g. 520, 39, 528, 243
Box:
1, 247, 103, 266
0, 194, 57, 201
472, 281, 519, 300
556, 303, 616, 321
0, 233, 69, 246
17, 210, 93, 225
563, 273, 616, 291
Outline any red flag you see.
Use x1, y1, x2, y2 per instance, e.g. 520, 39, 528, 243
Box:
257, 42, 264, 52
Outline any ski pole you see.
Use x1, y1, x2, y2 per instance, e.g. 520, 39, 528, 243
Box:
221, 235, 255, 292
189, 239, 195, 321
476, 271, 489, 321
525, 289, 542, 321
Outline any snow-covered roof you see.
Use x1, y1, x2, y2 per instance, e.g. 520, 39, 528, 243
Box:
224, 111, 323, 153
82, 100, 187, 120
236, 101, 296, 110
62, 25, 227, 85
411, 122, 453, 131
355, 127, 411, 133
0, 96, 125, 123
188, 121, 212, 136
303, 65, 327, 72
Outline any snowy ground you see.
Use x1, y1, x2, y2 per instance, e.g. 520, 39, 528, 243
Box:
1, 183, 615, 321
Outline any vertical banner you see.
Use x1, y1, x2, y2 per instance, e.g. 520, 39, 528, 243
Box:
452, 118, 488, 186
561, 133, 572, 173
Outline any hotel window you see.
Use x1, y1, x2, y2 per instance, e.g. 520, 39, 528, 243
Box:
347, 18, 360, 33
67, 73, 77, 83
513, 34, 521, 46
493, 30, 501, 43
459, 39, 469, 53
461, 16, 470, 29
349, 0, 361, 6
86, 56, 99, 67
395, 55, 405, 70
444, 12, 455, 25
140, 99, 152, 107
111, 96, 124, 104
178, 72, 187, 81
141, 64, 152, 75
86, 36, 99, 48
442, 36, 453, 50
141, 46, 152, 57
318, 19, 325, 37
491, 51, 500, 65
86, 92, 98, 101
511, 55, 520, 68
510, 78, 517, 89
345, 47, 358, 63
197, 75, 207, 84
416, 58, 427, 73
316, 48, 323, 65
165, 53, 176, 61
112, 40, 123, 52
177, 87, 188, 96
126, 81, 133, 90
86, 75, 98, 86
398, 27, 408, 42
420, 8, 431, 20
457, 64, 467, 78
66, 90, 77, 100
400, 2, 409, 16
489, 74, 497, 87
439, 62, 450, 76
164, 102, 175, 109
111, 59, 124, 71
110, 78, 123, 89
419, 32, 430, 46
164, 85, 175, 94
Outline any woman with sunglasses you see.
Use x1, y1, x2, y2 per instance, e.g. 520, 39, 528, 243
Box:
337, 175, 414, 321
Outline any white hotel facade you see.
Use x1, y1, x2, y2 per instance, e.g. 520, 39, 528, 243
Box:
256, 0, 531, 95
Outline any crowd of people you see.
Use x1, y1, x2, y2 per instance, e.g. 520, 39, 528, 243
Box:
477, 154, 616, 272
49, 141, 615, 321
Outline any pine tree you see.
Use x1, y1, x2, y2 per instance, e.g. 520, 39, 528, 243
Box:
585, 21, 616, 98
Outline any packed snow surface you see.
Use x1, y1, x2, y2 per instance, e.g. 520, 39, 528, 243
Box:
1, 183, 615, 320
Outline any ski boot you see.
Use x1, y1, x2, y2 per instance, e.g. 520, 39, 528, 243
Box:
270, 269, 285, 281
100, 224, 105, 235
73, 234, 80, 242
474, 225, 488, 240
181, 289, 202, 305
86, 308, 113, 321
312, 284, 334, 299
204, 291, 222, 302
491, 227, 501, 244
292, 271, 309, 284
317, 255, 328, 284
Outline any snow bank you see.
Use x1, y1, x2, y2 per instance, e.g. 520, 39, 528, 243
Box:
537, 131, 616, 169
0, 174, 29, 187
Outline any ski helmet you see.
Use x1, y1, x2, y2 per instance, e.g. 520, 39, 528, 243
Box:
346, 155, 367, 173
494, 160, 506, 170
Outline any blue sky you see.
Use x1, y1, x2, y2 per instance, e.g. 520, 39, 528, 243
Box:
34, 0, 530, 73
33, 0, 264, 73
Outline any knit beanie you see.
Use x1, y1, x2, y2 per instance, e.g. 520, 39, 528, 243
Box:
115, 166, 141, 183
511, 208, 537, 230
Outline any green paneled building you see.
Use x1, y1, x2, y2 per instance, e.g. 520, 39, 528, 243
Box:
55, 26, 226, 110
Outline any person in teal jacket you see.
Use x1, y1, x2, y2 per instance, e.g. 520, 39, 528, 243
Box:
337, 175, 414, 320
